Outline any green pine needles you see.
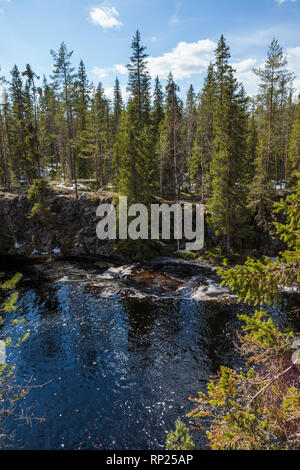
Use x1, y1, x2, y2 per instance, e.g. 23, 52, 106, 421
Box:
168, 179, 300, 450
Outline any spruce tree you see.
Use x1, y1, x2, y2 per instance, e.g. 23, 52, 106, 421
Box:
22, 64, 41, 179
127, 30, 151, 125
116, 31, 157, 203
189, 64, 215, 200
74, 59, 91, 178
158, 73, 183, 200
152, 76, 164, 138
112, 77, 123, 135
39, 77, 61, 179
182, 84, 197, 191
9, 65, 31, 184
209, 36, 250, 251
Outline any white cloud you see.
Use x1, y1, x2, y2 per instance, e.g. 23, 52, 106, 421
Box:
232, 58, 260, 95
114, 64, 127, 75
105, 84, 129, 102
286, 46, 300, 92
146, 39, 216, 80
90, 6, 123, 29
111, 40, 259, 93
232, 47, 300, 96
93, 66, 109, 79
275, 0, 297, 4
103, 37, 299, 97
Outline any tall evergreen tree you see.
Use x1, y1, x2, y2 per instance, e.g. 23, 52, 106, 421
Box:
74, 59, 91, 178
182, 84, 197, 192
0, 74, 10, 188
158, 73, 183, 200
39, 77, 61, 179
9, 65, 32, 184
253, 39, 294, 182
51, 42, 78, 198
152, 76, 164, 137
127, 30, 151, 125
189, 64, 215, 200
112, 77, 123, 135
116, 31, 156, 202
209, 36, 250, 251
23, 64, 41, 179
249, 39, 294, 227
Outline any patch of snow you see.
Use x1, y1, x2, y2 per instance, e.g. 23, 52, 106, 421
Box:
98, 289, 119, 298
191, 283, 231, 301
100, 265, 134, 280
53, 247, 61, 255
57, 182, 86, 190
280, 285, 299, 293
57, 276, 69, 283
14, 242, 22, 249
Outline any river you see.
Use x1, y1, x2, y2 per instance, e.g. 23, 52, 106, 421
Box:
1, 256, 298, 450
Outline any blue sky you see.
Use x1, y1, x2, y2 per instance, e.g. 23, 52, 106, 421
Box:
0, 0, 299, 100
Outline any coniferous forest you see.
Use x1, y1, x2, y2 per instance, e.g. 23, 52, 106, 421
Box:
1, 32, 299, 248
0, 8, 299, 455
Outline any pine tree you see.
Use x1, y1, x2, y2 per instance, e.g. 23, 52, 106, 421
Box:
249, 39, 295, 228
51, 42, 78, 198
252, 39, 294, 184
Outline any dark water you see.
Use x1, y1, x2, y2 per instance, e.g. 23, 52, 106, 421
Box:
1, 262, 298, 450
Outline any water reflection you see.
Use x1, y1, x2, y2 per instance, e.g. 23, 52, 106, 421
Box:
2, 278, 298, 450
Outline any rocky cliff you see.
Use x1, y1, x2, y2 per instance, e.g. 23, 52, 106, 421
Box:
0, 189, 114, 258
